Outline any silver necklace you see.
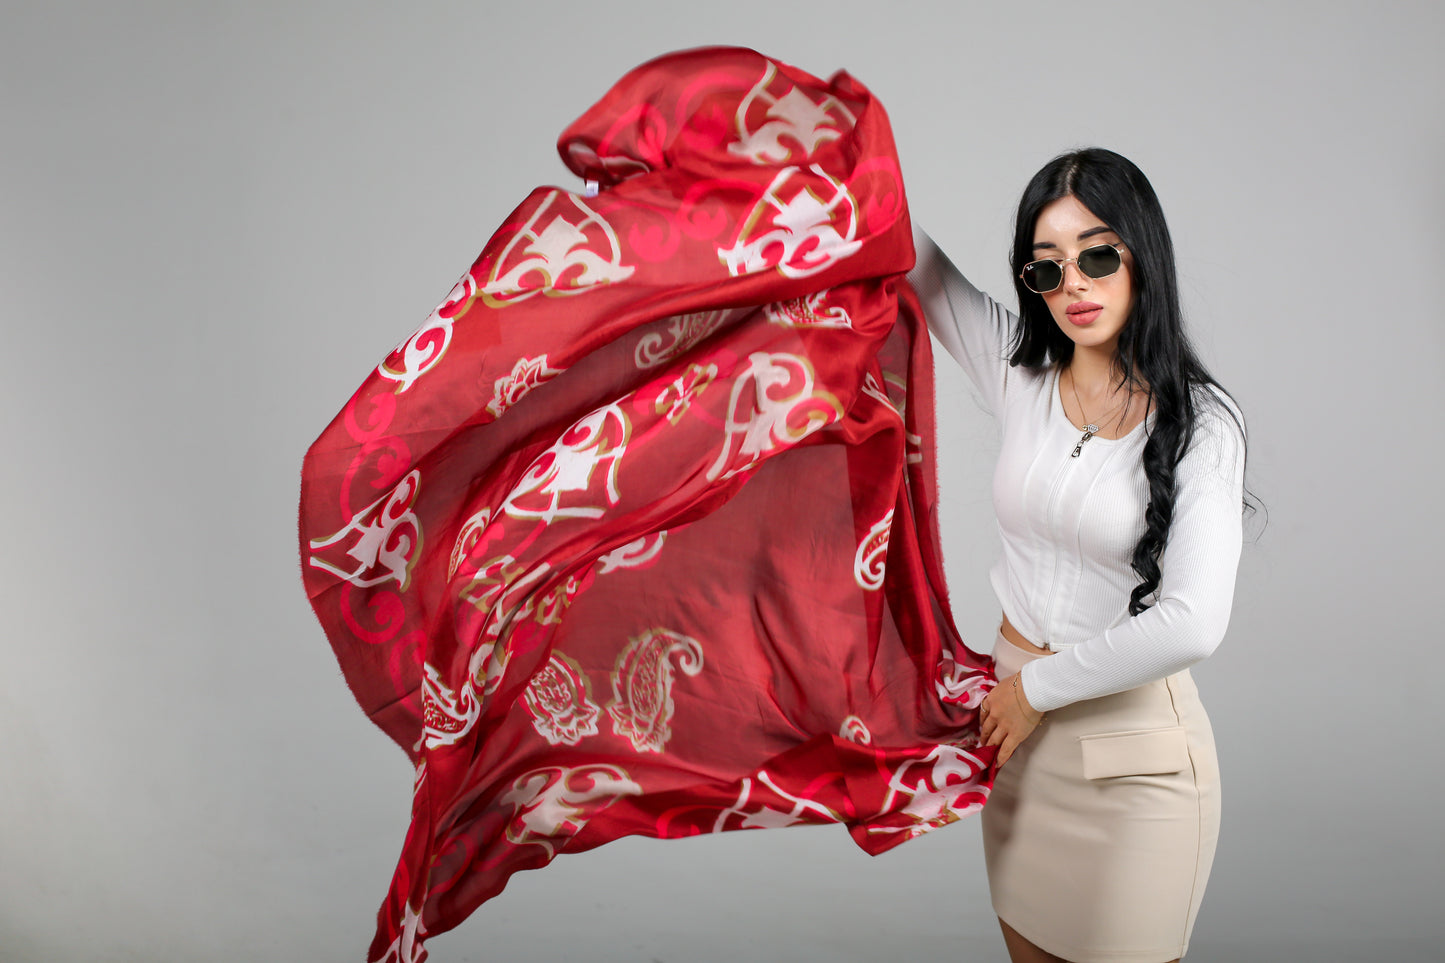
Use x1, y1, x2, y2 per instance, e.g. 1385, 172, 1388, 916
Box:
1066, 368, 1128, 458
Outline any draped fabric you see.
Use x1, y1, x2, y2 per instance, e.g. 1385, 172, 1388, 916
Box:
298, 46, 996, 962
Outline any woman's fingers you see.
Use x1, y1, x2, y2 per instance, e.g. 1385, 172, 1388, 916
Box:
978, 698, 994, 740
980, 681, 1042, 765
993, 724, 1016, 759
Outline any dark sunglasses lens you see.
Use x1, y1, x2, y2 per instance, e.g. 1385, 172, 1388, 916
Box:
1023, 260, 1062, 293
1078, 245, 1122, 279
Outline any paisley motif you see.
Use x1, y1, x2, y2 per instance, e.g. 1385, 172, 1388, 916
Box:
606, 629, 704, 753
447, 508, 492, 580
521, 653, 602, 746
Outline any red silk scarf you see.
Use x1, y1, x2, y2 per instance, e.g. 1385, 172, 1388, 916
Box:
298, 47, 996, 962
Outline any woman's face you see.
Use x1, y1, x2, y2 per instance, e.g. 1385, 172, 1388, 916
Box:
1029, 194, 1136, 358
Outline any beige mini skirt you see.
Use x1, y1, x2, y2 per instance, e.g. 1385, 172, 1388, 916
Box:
982, 631, 1221, 962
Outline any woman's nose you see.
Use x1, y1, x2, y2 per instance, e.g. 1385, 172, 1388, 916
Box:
1063, 260, 1091, 291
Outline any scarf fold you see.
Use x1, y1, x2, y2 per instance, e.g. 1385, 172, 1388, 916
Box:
298, 46, 995, 962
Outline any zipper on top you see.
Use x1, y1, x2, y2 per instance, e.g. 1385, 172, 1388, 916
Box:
1037, 445, 1078, 650
1071, 424, 1100, 457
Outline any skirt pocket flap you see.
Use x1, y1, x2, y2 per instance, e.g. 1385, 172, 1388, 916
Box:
1079, 726, 1189, 780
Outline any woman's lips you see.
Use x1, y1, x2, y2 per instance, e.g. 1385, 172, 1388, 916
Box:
1066, 301, 1103, 326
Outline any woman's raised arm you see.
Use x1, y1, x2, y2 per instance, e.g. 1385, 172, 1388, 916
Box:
906, 223, 1016, 417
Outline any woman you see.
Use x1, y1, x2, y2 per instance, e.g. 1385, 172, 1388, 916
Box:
908, 148, 1247, 963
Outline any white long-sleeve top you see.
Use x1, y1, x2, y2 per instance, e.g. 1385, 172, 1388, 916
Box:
907, 225, 1246, 712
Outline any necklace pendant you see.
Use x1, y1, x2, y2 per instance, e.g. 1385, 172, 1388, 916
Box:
1071, 424, 1099, 458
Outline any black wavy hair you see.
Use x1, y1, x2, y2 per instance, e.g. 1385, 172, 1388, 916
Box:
1008, 148, 1250, 615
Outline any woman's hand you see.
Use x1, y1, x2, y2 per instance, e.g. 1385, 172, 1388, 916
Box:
979, 674, 1044, 766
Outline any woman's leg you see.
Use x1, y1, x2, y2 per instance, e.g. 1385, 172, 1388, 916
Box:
998, 918, 1069, 963
998, 918, 1179, 963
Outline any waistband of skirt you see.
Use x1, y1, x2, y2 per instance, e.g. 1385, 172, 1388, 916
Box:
992, 628, 1052, 680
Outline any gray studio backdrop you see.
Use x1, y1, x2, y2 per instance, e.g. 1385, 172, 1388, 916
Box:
2, 2, 1440, 961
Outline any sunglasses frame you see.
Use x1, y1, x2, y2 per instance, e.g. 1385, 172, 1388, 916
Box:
1019, 242, 1127, 294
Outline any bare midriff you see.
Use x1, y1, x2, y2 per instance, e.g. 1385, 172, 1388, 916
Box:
1000, 612, 1051, 656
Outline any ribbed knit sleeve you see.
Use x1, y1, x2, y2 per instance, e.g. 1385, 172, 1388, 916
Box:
906, 224, 1013, 417
1018, 393, 1247, 712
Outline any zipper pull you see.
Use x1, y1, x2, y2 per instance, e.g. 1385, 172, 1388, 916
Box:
1071, 424, 1099, 458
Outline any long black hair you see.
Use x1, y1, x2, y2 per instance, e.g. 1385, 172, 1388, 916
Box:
1008, 148, 1249, 615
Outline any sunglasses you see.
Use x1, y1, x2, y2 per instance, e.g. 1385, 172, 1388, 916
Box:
1019, 243, 1126, 294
